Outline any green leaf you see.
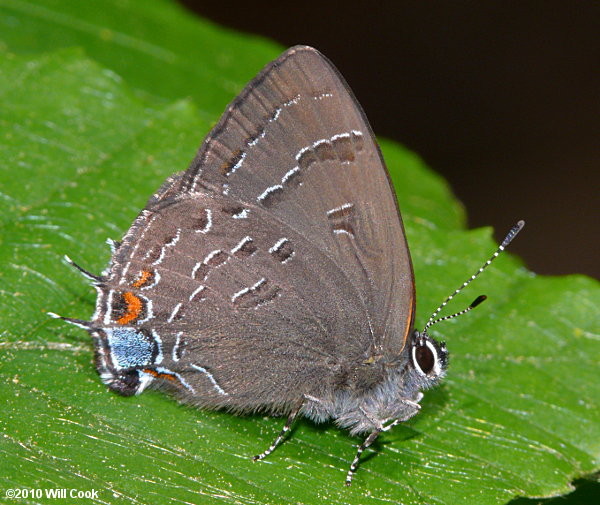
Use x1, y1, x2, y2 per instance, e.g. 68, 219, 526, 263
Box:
0, 2, 598, 505
0, 0, 279, 116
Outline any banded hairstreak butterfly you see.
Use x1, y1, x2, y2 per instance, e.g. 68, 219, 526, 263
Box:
51, 46, 524, 485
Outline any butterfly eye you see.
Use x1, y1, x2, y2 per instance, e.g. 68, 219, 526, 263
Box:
415, 344, 435, 375
411, 337, 443, 377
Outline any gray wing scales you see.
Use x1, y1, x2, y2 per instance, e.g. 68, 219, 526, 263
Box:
97, 195, 373, 410
181, 46, 415, 355
94, 46, 415, 411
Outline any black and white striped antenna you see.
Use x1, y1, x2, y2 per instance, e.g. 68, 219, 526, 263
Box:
422, 220, 525, 334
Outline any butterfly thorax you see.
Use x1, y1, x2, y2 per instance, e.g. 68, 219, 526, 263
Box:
301, 330, 449, 435
302, 357, 417, 435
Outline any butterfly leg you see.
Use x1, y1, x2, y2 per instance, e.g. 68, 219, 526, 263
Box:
380, 401, 422, 433
253, 400, 303, 462
346, 398, 422, 485
345, 429, 381, 486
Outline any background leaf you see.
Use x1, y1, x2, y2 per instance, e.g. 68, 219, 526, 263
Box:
0, 1, 598, 504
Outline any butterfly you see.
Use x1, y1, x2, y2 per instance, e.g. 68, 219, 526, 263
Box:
52, 46, 523, 485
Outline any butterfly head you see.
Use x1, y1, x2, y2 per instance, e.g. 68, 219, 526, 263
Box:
409, 329, 448, 385
404, 221, 526, 385
405, 295, 487, 388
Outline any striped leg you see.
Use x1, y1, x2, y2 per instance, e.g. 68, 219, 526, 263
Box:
345, 429, 381, 486
253, 403, 303, 462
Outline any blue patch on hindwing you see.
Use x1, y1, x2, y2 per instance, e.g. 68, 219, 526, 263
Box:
106, 328, 157, 369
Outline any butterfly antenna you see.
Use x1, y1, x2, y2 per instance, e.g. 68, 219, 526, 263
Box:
423, 220, 525, 333
425, 295, 487, 332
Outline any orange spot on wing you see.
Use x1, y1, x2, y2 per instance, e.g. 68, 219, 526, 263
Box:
142, 369, 177, 382
398, 291, 415, 354
132, 270, 152, 288
117, 292, 143, 325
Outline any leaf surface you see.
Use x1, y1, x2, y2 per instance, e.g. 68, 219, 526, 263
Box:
0, 2, 598, 504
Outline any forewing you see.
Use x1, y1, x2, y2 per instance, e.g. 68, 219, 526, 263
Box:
180, 46, 415, 355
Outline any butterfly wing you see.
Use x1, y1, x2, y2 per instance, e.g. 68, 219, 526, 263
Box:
91, 46, 414, 412
182, 46, 415, 355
